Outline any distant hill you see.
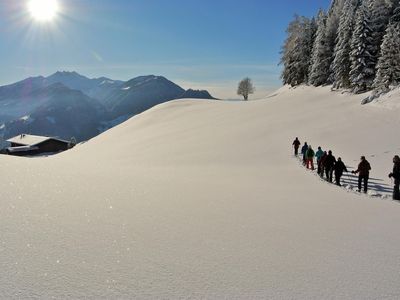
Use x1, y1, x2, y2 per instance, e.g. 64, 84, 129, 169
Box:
0, 72, 215, 142
179, 89, 217, 99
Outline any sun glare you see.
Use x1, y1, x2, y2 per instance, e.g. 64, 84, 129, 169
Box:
28, 0, 59, 22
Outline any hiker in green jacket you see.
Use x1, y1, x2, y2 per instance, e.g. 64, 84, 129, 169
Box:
306, 145, 315, 170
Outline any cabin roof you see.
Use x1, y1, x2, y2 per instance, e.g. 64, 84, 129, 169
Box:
7, 134, 69, 147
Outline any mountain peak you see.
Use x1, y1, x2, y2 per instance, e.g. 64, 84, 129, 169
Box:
48, 71, 88, 80
54, 71, 78, 75
123, 75, 172, 88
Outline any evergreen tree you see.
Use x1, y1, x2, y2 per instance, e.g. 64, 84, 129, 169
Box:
368, 0, 396, 81
332, 0, 360, 88
325, 0, 346, 83
374, 5, 400, 91
280, 15, 316, 86
309, 10, 331, 86
280, 15, 300, 86
302, 17, 318, 84
349, 0, 375, 93
280, 0, 400, 95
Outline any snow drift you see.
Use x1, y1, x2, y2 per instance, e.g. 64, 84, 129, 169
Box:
0, 85, 400, 299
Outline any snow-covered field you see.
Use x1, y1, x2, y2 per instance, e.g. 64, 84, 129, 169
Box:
1, 86, 400, 299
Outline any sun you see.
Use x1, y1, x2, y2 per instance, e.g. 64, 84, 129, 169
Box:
28, 0, 59, 22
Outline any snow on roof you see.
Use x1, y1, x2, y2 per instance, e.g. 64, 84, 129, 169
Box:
6, 134, 69, 147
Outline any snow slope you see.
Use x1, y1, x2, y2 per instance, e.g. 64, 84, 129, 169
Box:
0, 86, 400, 299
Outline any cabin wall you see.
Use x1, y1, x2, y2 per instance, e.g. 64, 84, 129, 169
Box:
38, 140, 69, 153
10, 143, 24, 147
6, 149, 38, 157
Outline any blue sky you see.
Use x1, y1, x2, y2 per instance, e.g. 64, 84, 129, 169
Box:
0, 0, 331, 99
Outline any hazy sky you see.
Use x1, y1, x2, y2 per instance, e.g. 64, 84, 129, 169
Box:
0, 0, 331, 99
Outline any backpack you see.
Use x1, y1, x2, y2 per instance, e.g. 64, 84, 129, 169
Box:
306, 149, 315, 158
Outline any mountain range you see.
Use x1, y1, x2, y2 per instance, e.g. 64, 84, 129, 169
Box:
0, 72, 215, 143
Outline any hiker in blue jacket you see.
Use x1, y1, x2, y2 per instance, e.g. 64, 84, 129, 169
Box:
301, 142, 308, 165
315, 146, 324, 175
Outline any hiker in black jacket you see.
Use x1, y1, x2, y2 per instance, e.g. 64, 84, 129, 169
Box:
324, 150, 336, 182
292, 137, 301, 156
333, 157, 348, 186
319, 151, 327, 178
389, 155, 400, 200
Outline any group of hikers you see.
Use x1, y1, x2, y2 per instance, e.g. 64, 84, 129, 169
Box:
292, 137, 400, 200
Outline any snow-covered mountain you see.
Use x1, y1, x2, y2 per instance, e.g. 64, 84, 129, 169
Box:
0, 72, 114, 123
45, 71, 124, 101
0, 71, 123, 106
0, 83, 106, 141
103, 75, 186, 119
0, 76, 47, 101
0, 72, 215, 142
0, 86, 400, 298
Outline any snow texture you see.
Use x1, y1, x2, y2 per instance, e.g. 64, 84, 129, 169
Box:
0, 86, 400, 299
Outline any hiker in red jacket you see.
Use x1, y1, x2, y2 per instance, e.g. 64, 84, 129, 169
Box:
352, 156, 371, 193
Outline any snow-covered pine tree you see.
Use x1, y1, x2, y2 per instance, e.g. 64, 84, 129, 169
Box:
309, 10, 331, 86
291, 17, 317, 85
325, 0, 346, 84
280, 16, 316, 86
368, 0, 396, 81
302, 17, 318, 84
349, 0, 375, 93
332, 0, 360, 89
280, 15, 302, 86
374, 5, 400, 91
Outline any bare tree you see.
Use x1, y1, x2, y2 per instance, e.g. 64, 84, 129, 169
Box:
237, 77, 255, 100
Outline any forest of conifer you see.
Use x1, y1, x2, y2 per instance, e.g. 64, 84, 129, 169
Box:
280, 0, 400, 97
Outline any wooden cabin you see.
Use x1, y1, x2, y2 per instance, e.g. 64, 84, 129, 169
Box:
6, 134, 71, 156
